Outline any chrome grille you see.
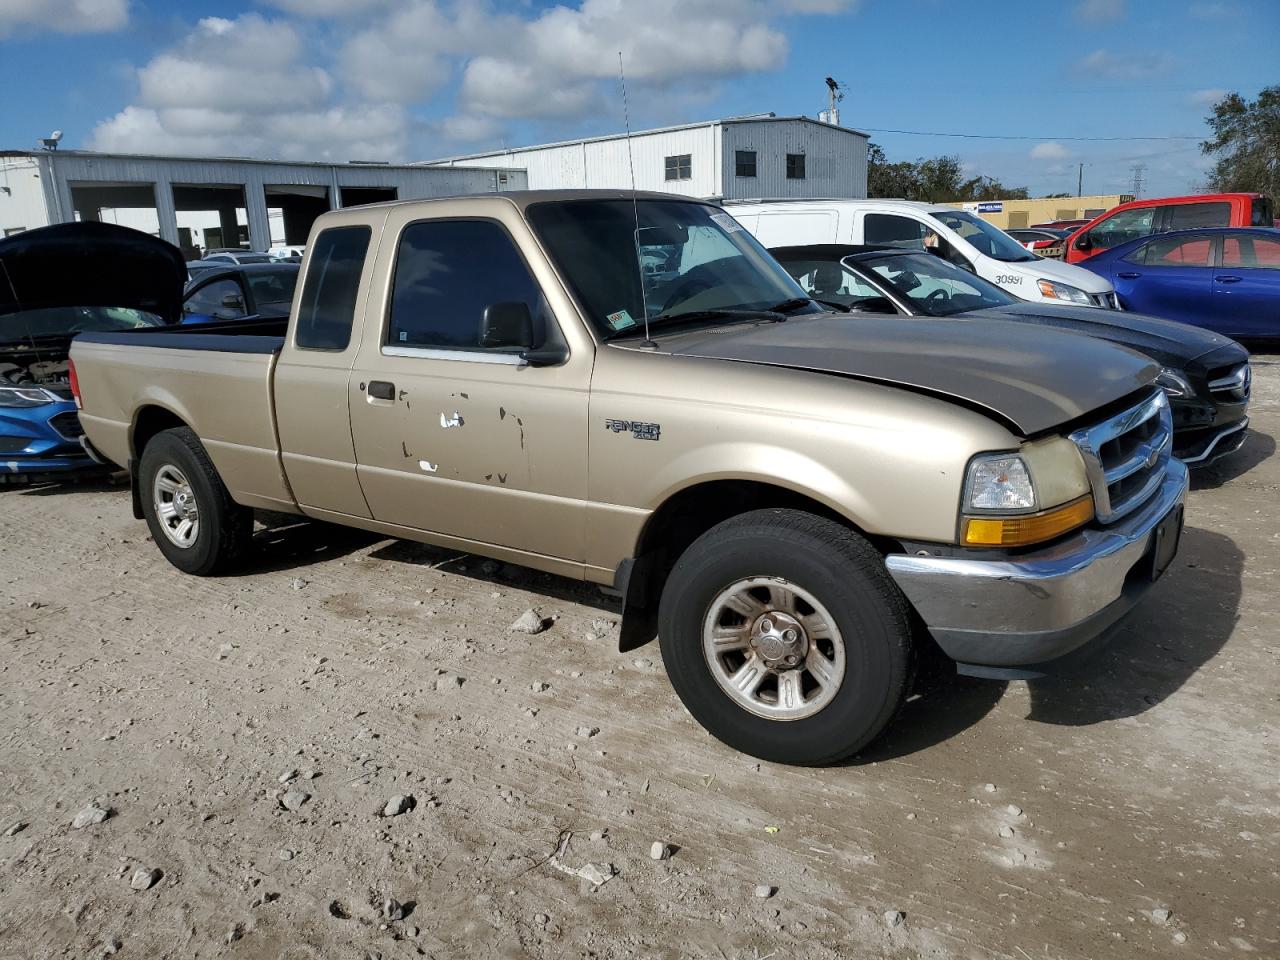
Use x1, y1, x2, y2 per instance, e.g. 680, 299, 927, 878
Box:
1070, 390, 1172, 524
1207, 363, 1250, 404
1090, 291, 1121, 310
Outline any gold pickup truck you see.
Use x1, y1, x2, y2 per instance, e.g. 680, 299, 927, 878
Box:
57, 191, 1188, 765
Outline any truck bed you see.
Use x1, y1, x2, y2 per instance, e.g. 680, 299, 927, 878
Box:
72, 318, 296, 512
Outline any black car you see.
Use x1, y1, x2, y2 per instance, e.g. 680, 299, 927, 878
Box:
181, 262, 300, 325
771, 244, 1251, 467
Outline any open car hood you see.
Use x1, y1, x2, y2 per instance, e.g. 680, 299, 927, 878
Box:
646, 313, 1158, 436
0, 222, 185, 325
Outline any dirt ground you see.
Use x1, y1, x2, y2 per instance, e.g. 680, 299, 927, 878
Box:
2, 360, 1278, 960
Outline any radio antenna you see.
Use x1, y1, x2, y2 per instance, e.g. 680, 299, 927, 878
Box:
618, 50, 654, 347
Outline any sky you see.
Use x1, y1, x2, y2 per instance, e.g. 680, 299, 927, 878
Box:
0, 0, 1274, 198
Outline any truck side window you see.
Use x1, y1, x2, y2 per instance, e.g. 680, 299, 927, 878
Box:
295, 226, 371, 351
1165, 202, 1230, 231
387, 220, 550, 351
864, 215, 926, 249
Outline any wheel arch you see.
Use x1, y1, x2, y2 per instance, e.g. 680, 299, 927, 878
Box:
128, 405, 193, 519
616, 477, 898, 652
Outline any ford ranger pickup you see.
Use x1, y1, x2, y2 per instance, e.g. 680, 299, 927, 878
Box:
57, 192, 1188, 765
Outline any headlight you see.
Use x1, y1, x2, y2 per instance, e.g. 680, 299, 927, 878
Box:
965, 454, 1036, 511
0, 385, 59, 408
960, 445, 1094, 547
1155, 367, 1194, 398
1036, 278, 1094, 305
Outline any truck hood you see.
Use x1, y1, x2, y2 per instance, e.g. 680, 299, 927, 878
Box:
645, 314, 1158, 436
970, 302, 1241, 367
0, 222, 185, 326
1025, 255, 1114, 294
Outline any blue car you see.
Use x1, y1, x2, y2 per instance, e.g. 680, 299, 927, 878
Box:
1078, 227, 1280, 340
1, 221, 185, 484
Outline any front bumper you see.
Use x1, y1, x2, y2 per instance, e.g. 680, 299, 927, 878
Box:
1176, 416, 1248, 466
885, 459, 1189, 677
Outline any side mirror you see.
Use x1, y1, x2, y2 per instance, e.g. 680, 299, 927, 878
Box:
1074, 233, 1093, 251
221, 292, 245, 309
480, 301, 535, 349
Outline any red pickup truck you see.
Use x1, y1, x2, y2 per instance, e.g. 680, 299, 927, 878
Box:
1065, 193, 1274, 264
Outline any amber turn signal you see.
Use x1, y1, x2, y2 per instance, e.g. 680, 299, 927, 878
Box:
962, 496, 1094, 548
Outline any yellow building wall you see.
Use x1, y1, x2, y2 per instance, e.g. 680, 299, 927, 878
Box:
942, 195, 1134, 228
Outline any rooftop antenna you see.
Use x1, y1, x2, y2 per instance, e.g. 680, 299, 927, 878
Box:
618, 50, 655, 348
39, 129, 62, 151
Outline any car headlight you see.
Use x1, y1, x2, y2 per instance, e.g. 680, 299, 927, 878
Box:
965, 454, 1036, 511
961, 444, 1094, 547
1155, 367, 1194, 398
0, 385, 59, 408
1036, 278, 1094, 305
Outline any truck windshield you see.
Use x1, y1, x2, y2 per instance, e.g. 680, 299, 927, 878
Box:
859, 252, 1016, 317
932, 210, 1038, 263
1, 306, 163, 345
527, 199, 822, 338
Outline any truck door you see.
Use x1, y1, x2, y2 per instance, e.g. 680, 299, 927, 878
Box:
274, 223, 377, 518
347, 209, 589, 563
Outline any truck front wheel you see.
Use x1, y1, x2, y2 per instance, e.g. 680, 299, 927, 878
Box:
657, 509, 913, 765
138, 427, 252, 576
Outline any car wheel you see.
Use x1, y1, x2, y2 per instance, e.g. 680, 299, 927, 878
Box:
138, 427, 252, 576
658, 508, 913, 765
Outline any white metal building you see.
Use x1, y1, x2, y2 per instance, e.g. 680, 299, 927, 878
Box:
424, 115, 869, 201
0, 150, 525, 257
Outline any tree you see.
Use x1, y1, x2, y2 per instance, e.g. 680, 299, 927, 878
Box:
1200, 86, 1280, 201
866, 143, 1028, 202
1041, 192, 1072, 198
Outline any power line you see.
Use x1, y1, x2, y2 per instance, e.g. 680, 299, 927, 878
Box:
861, 127, 1200, 142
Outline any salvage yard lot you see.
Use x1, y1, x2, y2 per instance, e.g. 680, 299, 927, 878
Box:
2, 362, 1278, 960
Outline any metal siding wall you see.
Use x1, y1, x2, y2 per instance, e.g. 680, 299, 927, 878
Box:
442, 126, 722, 197
722, 121, 867, 200
27, 154, 527, 248
0, 157, 54, 233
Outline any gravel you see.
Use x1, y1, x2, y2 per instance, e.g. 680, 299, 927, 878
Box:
510, 609, 548, 634
884, 910, 906, 928
753, 885, 774, 899
382, 795, 413, 817
649, 841, 670, 860
129, 867, 160, 891
279, 789, 310, 812
71, 805, 110, 829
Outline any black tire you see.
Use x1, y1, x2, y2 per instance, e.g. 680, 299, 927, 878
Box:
138, 427, 252, 576
657, 508, 913, 766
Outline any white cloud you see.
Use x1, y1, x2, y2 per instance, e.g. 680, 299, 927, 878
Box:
1188, 87, 1227, 106
1075, 0, 1126, 22
1030, 142, 1071, 161
89, 0, 861, 161
1076, 48, 1175, 79
90, 14, 406, 161
0, 0, 126, 37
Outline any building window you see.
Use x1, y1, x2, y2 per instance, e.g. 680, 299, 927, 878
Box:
786, 153, 806, 180
664, 154, 692, 181
735, 150, 757, 178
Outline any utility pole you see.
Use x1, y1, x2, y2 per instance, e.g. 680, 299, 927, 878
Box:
821, 77, 843, 126
1077, 162, 1084, 197
1130, 163, 1146, 199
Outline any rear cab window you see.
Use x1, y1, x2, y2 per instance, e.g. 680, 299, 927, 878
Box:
295, 225, 371, 350
1164, 202, 1231, 231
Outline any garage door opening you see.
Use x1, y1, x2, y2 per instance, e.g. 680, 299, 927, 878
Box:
69, 182, 161, 238
265, 184, 330, 247
173, 184, 250, 260
341, 186, 398, 208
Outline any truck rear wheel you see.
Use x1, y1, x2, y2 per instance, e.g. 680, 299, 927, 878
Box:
138, 427, 252, 576
657, 509, 913, 765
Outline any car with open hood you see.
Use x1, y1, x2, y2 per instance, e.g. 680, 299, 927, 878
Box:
65, 191, 1187, 765
0, 222, 182, 482
770, 243, 1251, 467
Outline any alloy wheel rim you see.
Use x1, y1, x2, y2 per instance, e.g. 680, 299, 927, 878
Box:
153, 464, 200, 548
701, 576, 846, 721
